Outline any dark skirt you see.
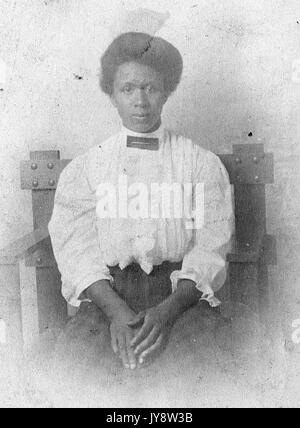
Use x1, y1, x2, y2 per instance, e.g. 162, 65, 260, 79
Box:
109, 260, 182, 312
27, 262, 280, 408
53, 261, 184, 370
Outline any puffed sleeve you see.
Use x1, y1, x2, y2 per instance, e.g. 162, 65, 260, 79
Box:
170, 150, 234, 307
48, 152, 113, 307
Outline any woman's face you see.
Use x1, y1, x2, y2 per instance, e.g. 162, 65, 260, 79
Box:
111, 61, 168, 133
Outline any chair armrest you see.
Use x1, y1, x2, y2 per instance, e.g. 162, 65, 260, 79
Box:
1, 224, 276, 266
227, 232, 264, 263
227, 232, 276, 264
0, 225, 50, 264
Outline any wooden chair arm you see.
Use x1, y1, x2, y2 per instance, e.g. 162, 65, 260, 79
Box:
0, 225, 50, 264
227, 233, 276, 264
0, 225, 276, 266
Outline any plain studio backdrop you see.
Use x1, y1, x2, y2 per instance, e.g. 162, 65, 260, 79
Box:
0, 0, 300, 406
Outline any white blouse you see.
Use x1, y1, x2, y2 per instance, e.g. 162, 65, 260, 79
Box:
48, 125, 234, 308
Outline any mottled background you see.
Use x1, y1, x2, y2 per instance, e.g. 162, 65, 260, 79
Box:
0, 0, 299, 407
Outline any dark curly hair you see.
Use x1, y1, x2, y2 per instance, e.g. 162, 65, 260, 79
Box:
100, 32, 183, 96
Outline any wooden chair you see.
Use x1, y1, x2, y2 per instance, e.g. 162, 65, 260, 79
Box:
0, 144, 277, 356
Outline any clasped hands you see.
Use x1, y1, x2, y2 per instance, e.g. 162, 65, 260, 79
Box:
110, 303, 173, 370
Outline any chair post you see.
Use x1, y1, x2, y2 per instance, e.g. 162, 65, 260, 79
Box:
27, 151, 68, 333
0, 262, 23, 358
229, 144, 273, 320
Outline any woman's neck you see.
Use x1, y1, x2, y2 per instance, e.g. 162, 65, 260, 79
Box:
123, 119, 162, 135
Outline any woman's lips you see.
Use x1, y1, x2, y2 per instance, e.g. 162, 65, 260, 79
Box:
132, 113, 149, 119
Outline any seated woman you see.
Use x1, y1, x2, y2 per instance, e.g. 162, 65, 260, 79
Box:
49, 32, 234, 374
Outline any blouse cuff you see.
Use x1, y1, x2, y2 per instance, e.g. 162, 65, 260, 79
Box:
170, 270, 221, 308
64, 271, 114, 307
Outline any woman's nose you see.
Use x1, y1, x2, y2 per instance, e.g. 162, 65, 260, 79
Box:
134, 89, 149, 108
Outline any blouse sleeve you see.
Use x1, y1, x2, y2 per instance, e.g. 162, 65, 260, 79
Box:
170, 150, 234, 307
48, 153, 113, 307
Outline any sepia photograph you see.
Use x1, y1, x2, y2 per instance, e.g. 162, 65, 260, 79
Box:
0, 0, 299, 410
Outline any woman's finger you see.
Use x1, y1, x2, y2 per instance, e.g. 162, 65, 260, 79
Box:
139, 334, 164, 364
130, 319, 153, 348
127, 311, 145, 327
110, 330, 119, 355
118, 334, 130, 369
126, 332, 137, 370
133, 327, 160, 356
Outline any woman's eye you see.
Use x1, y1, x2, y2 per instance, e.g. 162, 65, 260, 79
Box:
145, 86, 154, 93
123, 85, 133, 93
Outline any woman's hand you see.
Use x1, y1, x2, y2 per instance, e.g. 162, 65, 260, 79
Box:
127, 303, 174, 366
85, 279, 141, 370
127, 280, 201, 366
110, 306, 139, 370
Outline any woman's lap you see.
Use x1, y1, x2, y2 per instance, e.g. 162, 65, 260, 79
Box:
52, 302, 217, 376
26, 262, 282, 407
27, 299, 282, 408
